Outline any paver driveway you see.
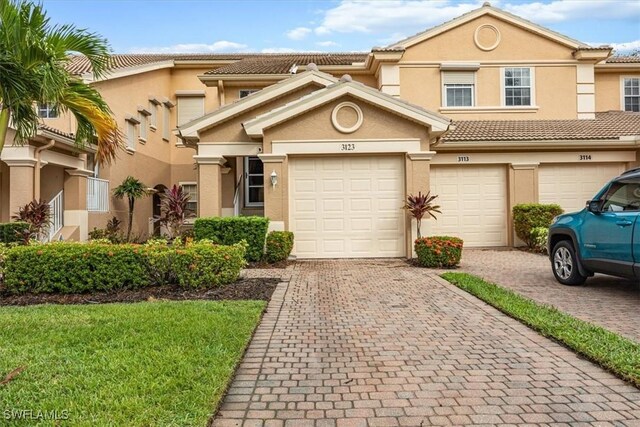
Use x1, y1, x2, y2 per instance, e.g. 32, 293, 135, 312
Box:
214, 260, 640, 426
459, 249, 640, 343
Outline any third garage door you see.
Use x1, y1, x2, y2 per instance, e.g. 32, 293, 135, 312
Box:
428, 165, 508, 247
538, 163, 626, 213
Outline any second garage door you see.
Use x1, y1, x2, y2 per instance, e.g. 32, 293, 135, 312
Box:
539, 163, 626, 213
428, 165, 508, 247
290, 156, 405, 258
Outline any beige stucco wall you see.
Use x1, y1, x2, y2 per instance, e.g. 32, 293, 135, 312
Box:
40, 164, 65, 202
594, 71, 640, 112
263, 95, 431, 153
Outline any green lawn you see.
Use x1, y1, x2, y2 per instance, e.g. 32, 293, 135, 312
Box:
442, 272, 640, 387
0, 300, 265, 426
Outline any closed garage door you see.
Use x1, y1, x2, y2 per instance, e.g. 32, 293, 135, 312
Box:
539, 163, 626, 213
428, 165, 508, 247
290, 156, 405, 258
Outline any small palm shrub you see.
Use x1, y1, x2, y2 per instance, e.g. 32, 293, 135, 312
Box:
12, 199, 51, 241
403, 192, 441, 238
113, 176, 149, 242
513, 204, 563, 248
265, 231, 294, 263
415, 236, 463, 268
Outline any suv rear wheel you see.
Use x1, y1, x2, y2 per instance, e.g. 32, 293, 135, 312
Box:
551, 241, 587, 286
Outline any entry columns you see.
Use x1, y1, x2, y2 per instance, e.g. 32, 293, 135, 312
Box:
259, 154, 287, 232
64, 168, 92, 241
194, 155, 226, 217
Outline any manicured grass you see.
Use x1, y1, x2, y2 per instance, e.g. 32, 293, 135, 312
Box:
441, 272, 640, 387
0, 300, 265, 426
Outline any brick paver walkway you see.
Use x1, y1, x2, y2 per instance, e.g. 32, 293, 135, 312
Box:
214, 260, 640, 426
459, 249, 640, 343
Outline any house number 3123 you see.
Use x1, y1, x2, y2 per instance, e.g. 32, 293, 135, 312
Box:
340, 143, 356, 151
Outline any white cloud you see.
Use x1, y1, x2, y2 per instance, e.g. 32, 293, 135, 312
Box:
129, 40, 248, 53
316, 40, 340, 47
312, 0, 640, 40
503, 0, 640, 24
286, 27, 312, 40
261, 47, 299, 53
589, 39, 640, 53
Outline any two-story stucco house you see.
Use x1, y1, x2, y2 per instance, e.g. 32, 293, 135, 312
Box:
1, 3, 639, 257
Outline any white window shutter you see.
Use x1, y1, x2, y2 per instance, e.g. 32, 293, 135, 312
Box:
442, 71, 475, 85
177, 97, 205, 126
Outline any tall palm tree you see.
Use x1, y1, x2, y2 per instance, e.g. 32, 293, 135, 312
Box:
113, 176, 148, 242
0, 0, 122, 164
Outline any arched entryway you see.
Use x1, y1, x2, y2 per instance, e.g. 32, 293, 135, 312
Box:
152, 184, 167, 236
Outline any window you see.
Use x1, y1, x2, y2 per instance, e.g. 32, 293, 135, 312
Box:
126, 120, 137, 151
149, 98, 160, 129
623, 77, 640, 112
503, 67, 532, 106
239, 89, 259, 99
602, 181, 640, 212
442, 71, 475, 107
177, 95, 205, 126
38, 103, 58, 118
245, 156, 264, 207
180, 183, 198, 215
137, 107, 151, 142
162, 99, 174, 141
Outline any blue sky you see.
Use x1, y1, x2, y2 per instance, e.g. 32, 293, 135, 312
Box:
42, 0, 640, 54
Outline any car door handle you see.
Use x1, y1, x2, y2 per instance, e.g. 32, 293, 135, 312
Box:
616, 220, 633, 227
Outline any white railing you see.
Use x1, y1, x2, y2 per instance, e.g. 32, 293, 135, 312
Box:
49, 190, 63, 241
233, 175, 242, 216
87, 177, 110, 212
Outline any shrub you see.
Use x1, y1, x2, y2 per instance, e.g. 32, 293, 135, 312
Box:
530, 227, 549, 253
414, 236, 463, 268
0, 222, 29, 244
12, 199, 51, 241
513, 204, 563, 248
265, 231, 294, 263
3, 241, 247, 294
3, 243, 148, 294
89, 217, 124, 243
194, 216, 269, 262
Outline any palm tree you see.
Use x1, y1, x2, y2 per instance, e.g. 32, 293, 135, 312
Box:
0, 0, 122, 164
113, 176, 148, 242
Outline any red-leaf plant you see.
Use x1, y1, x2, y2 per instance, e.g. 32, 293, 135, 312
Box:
12, 199, 52, 242
156, 185, 194, 239
403, 192, 441, 238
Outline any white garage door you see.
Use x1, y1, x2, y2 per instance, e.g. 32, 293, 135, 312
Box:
539, 163, 626, 213
427, 165, 508, 247
290, 156, 405, 258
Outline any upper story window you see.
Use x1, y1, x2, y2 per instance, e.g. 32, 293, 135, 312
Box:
176, 91, 205, 126
503, 67, 533, 106
239, 89, 259, 99
125, 115, 140, 152
149, 97, 160, 129
442, 71, 475, 107
161, 98, 175, 142
623, 77, 639, 112
38, 102, 58, 118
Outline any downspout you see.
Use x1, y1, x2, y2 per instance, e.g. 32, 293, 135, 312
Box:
34, 139, 55, 200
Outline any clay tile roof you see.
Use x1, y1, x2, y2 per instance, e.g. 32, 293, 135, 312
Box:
443, 111, 640, 142
65, 53, 248, 75
38, 124, 75, 140
606, 55, 640, 63
204, 53, 368, 75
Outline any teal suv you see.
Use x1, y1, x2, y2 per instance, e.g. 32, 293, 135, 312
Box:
548, 168, 640, 285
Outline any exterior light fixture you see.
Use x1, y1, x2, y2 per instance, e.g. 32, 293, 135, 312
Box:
270, 170, 278, 188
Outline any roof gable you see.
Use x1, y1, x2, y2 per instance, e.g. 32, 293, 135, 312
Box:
243, 80, 452, 138
388, 3, 589, 51
178, 70, 338, 142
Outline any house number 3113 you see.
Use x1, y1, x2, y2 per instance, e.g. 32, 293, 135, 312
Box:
457, 156, 470, 162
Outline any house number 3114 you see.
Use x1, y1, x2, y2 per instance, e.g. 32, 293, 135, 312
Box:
579, 154, 592, 161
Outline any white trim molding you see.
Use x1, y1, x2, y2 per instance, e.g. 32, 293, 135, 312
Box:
258, 154, 287, 163
193, 155, 226, 165
474, 24, 501, 51
331, 102, 364, 134
271, 138, 421, 155
198, 142, 263, 157
407, 151, 436, 161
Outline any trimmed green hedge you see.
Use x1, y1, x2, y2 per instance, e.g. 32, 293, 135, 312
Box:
193, 216, 269, 262
414, 236, 463, 268
265, 231, 294, 263
513, 203, 563, 248
0, 222, 29, 244
2, 242, 246, 294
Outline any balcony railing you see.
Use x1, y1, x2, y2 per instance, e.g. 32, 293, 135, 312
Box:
49, 190, 63, 241
87, 177, 110, 212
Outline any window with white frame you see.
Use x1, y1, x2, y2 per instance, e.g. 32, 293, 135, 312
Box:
442, 71, 475, 107
245, 156, 264, 207
137, 106, 151, 142
149, 98, 160, 129
239, 89, 260, 99
38, 102, 58, 118
176, 93, 205, 126
623, 77, 640, 112
503, 67, 532, 106
180, 182, 197, 214
125, 119, 138, 151
162, 100, 174, 141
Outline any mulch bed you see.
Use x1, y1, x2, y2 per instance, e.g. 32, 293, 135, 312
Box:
0, 278, 281, 306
